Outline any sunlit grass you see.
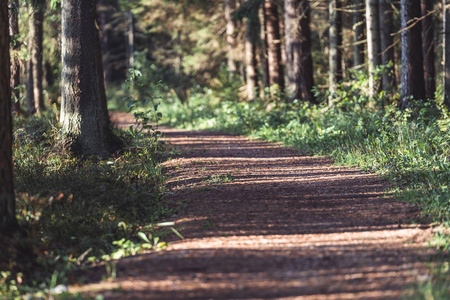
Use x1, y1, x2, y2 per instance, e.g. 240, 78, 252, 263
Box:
161, 88, 450, 299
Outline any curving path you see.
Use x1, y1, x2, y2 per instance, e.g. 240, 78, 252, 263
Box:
73, 112, 437, 299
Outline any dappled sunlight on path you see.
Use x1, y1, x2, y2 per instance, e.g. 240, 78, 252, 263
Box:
73, 123, 438, 299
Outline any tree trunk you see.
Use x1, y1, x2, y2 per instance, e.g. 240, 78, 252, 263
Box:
125, 11, 134, 71
61, 0, 122, 157
329, 0, 342, 104
260, 4, 270, 91
353, 0, 365, 68
366, 0, 381, 97
96, 22, 111, 127
225, 0, 237, 73
284, 0, 316, 103
379, 0, 396, 92
444, 0, 450, 108
0, 0, 18, 234
9, 0, 21, 115
421, 0, 436, 100
264, 0, 285, 91
245, 16, 259, 99
96, 0, 111, 85
400, 0, 426, 109
28, 0, 45, 115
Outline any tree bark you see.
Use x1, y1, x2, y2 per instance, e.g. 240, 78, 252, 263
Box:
421, 0, 436, 99
366, 0, 381, 97
61, 0, 122, 157
28, 0, 45, 115
245, 16, 259, 99
444, 0, 450, 108
96, 0, 111, 84
400, 0, 426, 109
225, 0, 237, 73
329, 0, 342, 104
0, 0, 18, 234
264, 0, 285, 91
353, 0, 365, 68
260, 4, 270, 91
284, 0, 316, 103
96, 22, 111, 127
379, 0, 396, 92
125, 11, 134, 71
9, 0, 21, 115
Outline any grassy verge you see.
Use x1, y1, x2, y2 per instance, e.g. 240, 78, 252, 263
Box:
160, 90, 450, 298
1, 112, 176, 299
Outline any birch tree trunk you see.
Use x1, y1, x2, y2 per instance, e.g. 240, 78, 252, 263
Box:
0, 0, 18, 234
61, 0, 122, 157
400, 0, 426, 109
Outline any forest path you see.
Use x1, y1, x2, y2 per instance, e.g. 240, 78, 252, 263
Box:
74, 112, 437, 299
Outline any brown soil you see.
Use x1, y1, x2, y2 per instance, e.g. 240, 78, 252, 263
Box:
72, 112, 438, 299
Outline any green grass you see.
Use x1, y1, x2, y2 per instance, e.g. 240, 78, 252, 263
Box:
160, 85, 450, 298
202, 173, 235, 185
1, 113, 175, 298
162, 96, 450, 224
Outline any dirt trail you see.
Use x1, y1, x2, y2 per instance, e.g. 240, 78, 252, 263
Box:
74, 112, 437, 299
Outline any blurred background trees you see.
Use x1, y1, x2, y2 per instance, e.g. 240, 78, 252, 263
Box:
7, 0, 449, 115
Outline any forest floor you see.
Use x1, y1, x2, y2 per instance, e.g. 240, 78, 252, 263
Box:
72, 112, 441, 299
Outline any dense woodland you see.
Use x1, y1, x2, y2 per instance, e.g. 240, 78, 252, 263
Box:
1, 0, 450, 297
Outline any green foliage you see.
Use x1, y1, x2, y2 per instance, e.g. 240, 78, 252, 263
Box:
123, 67, 163, 139
162, 77, 450, 297
1, 112, 175, 298
407, 232, 450, 300
203, 173, 235, 185
162, 85, 450, 225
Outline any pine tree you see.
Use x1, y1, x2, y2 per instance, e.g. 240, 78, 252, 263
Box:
60, 0, 122, 157
0, 0, 18, 234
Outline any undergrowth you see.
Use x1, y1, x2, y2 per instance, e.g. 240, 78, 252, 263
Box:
159, 71, 450, 298
162, 94, 450, 225
1, 108, 174, 298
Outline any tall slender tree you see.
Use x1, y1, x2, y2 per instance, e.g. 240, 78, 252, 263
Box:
264, 0, 285, 91
28, 0, 45, 115
61, 0, 122, 157
1, 0, 18, 234
329, 0, 342, 104
125, 11, 134, 71
366, 0, 381, 97
400, 0, 426, 109
245, 14, 260, 99
444, 0, 450, 108
284, 0, 316, 103
225, 0, 237, 73
421, 0, 436, 99
378, 0, 395, 92
9, 0, 21, 115
260, 4, 270, 90
353, 0, 365, 68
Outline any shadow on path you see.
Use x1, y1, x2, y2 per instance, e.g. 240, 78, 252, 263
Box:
74, 123, 436, 299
